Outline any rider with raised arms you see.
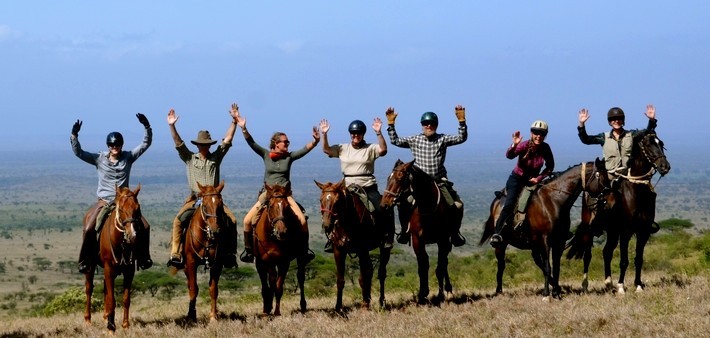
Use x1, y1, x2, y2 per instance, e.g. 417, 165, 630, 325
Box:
385, 105, 467, 246
319, 117, 394, 252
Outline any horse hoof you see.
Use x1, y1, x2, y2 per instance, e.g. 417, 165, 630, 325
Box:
617, 283, 626, 295
604, 277, 613, 288
542, 296, 550, 302
635, 285, 644, 293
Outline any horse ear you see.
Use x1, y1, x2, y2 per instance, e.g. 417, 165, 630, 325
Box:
217, 180, 225, 193
197, 181, 205, 191
134, 183, 141, 196
314, 180, 324, 189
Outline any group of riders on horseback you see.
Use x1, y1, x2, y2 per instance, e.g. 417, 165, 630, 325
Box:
70, 102, 662, 276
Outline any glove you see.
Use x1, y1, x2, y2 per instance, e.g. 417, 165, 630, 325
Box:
385, 108, 397, 125
72, 120, 82, 136
455, 106, 466, 122
136, 113, 150, 128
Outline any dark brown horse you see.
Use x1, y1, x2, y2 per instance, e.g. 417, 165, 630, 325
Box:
568, 131, 670, 294
254, 183, 307, 315
180, 181, 229, 322
480, 161, 604, 299
84, 184, 142, 332
315, 179, 392, 311
380, 159, 455, 304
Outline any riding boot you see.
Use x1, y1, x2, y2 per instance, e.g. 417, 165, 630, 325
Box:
167, 218, 184, 267
450, 206, 466, 247
240, 230, 254, 263
137, 216, 153, 270
78, 230, 96, 274
383, 231, 394, 249
396, 223, 410, 244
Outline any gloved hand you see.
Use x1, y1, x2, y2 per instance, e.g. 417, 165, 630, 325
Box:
454, 105, 466, 122
136, 113, 150, 128
385, 107, 397, 125
72, 120, 82, 136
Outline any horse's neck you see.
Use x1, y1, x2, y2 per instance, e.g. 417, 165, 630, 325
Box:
542, 167, 584, 204
629, 147, 653, 176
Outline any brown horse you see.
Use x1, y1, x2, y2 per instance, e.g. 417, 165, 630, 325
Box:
380, 159, 455, 304
568, 131, 671, 294
84, 184, 142, 332
315, 179, 392, 311
480, 161, 604, 299
181, 181, 229, 322
254, 183, 307, 315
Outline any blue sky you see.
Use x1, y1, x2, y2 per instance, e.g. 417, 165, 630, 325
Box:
1, 1, 708, 160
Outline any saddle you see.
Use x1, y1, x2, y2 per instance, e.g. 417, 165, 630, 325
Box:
346, 184, 376, 213
94, 203, 116, 233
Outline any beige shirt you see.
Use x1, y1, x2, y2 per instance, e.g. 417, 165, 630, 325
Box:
176, 141, 231, 194
328, 142, 380, 187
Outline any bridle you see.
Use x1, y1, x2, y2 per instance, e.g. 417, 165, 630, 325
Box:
383, 164, 411, 203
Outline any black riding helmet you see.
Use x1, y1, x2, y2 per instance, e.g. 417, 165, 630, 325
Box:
348, 120, 367, 134
106, 132, 124, 146
607, 107, 625, 122
420, 112, 438, 125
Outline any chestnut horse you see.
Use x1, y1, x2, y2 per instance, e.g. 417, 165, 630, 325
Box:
480, 161, 604, 299
567, 131, 670, 294
180, 181, 230, 322
254, 183, 307, 315
315, 179, 392, 311
84, 184, 142, 332
380, 159, 455, 304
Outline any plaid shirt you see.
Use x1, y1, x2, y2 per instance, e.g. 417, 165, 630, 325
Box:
175, 141, 231, 194
387, 122, 467, 179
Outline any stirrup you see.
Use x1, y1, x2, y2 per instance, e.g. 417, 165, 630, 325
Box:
324, 240, 334, 253
490, 234, 503, 247
396, 232, 410, 244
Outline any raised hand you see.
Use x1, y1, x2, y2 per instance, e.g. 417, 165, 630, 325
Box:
136, 113, 150, 128
312, 126, 320, 142
578, 108, 590, 125
167, 109, 179, 126
229, 103, 240, 120
645, 104, 656, 120
319, 119, 330, 134
372, 117, 383, 134
512, 130, 522, 145
385, 107, 397, 125
455, 105, 466, 122
72, 120, 83, 136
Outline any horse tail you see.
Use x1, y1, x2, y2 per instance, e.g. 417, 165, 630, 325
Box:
479, 214, 495, 246
565, 221, 589, 260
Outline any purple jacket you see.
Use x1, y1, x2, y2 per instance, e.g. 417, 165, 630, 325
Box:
506, 140, 554, 182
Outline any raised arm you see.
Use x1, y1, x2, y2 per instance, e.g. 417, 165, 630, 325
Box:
167, 109, 183, 146
372, 117, 387, 156
319, 119, 336, 157
223, 103, 239, 144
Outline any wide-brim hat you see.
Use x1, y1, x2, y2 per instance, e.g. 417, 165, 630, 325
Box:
191, 130, 218, 145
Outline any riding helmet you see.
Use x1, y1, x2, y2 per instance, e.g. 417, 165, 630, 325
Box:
607, 107, 625, 122
530, 120, 549, 136
348, 120, 367, 134
106, 132, 124, 146
420, 112, 438, 125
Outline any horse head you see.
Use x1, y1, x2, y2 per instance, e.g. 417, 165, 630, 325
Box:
637, 131, 671, 176
196, 181, 225, 241
113, 183, 141, 245
315, 179, 346, 233
380, 159, 413, 210
264, 183, 294, 241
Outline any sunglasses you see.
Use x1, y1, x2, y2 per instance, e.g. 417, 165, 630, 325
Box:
531, 130, 547, 136
421, 122, 437, 127
107, 143, 122, 148
279, 140, 290, 145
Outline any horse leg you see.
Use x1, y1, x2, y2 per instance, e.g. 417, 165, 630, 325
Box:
297, 257, 307, 313
84, 268, 95, 324
256, 263, 273, 315
633, 231, 650, 292
551, 241, 564, 299
334, 249, 346, 312
378, 247, 392, 307
185, 261, 198, 322
435, 242, 452, 301
103, 268, 117, 332
121, 267, 135, 329
209, 265, 223, 322
582, 240, 592, 292
602, 231, 619, 288
617, 233, 631, 295
273, 262, 288, 316
359, 249, 374, 309
495, 246, 506, 294
413, 239, 430, 304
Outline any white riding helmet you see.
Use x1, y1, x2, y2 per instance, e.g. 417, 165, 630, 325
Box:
530, 120, 549, 135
